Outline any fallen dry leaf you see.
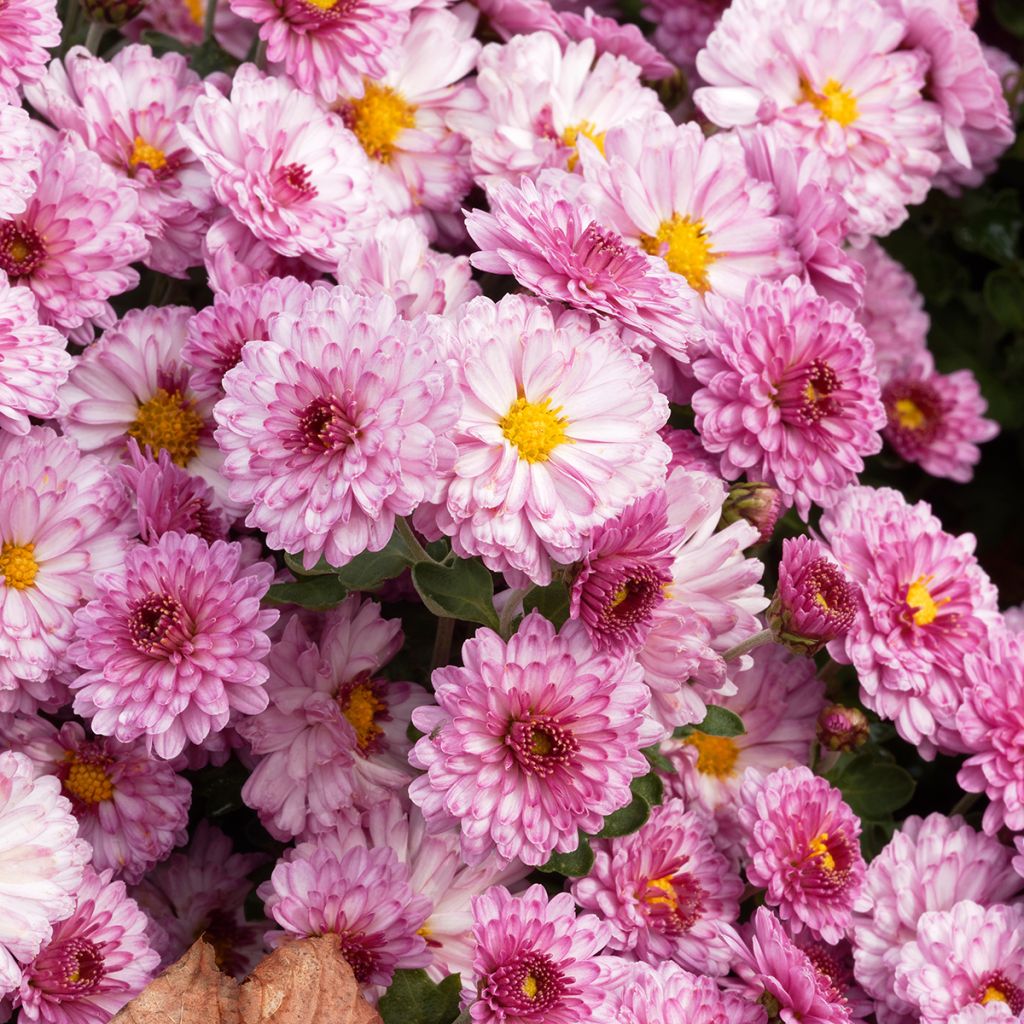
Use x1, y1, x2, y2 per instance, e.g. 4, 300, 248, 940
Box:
110, 935, 382, 1024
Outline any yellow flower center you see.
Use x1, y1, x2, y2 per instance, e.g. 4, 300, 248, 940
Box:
906, 574, 950, 627
530, 731, 554, 756
129, 136, 168, 172
685, 732, 739, 779
345, 81, 416, 164
184, 0, 203, 25
640, 215, 716, 293
982, 988, 1009, 1006
895, 398, 926, 430
610, 585, 630, 609
521, 975, 539, 999
340, 682, 386, 753
127, 388, 204, 467
645, 874, 678, 910
801, 78, 859, 126
808, 832, 836, 872
0, 542, 39, 590
562, 120, 606, 171
9, 238, 30, 263
500, 396, 571, 463
64, 756, 115, 804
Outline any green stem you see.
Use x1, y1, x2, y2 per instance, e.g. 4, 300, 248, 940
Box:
722, 628, 775, 662
497, 587, 530, 639
83, 20, 105, 53
395, 516, 433, 565
429, 616, 455, 675
203, 0, 217, 41
61, 0, 83, 54
950, 791, 980, 818
254, 38, 267, 70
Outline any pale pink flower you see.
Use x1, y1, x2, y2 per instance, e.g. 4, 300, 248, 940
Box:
472, 0, 564, 40
559, 8, 676, 80
202, 214, 323, 293
124, 0, 254, 59
0, 104, 39, 220
597, 960, 744, 1024
0, 0, 59, 103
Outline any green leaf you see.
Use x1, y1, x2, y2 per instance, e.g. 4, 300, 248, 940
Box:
538, 835, 594, 877
695, 705, 746, 737
189, 36, 237, 76
952, 190, 1022, 265
522, 579, 571, 628
641, 744, 674, 774
984, 267, 1024, 330
595, 792, 651, 838
412, 558, 500, 630
264, 575, 347, 611
139, 30, 190, 53
630, 770, 664, 807
379, 970, 462, 1024
995, 0, 1024, 36
283, 551, 336, 576
824, 753, 915, 819
334, 534, 415, 591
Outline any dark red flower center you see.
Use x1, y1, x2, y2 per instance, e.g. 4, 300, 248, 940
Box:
600, 567, 669, 636
128, 592, 186, 654
336, 934, 380, 984
802, 829, 856, 894
32, 937, 112, 996
271, 161, 317, 204
507, 717, 579, 778
296, 396, 358, 453
483, 951, 568, 1017
0, 221, 47, 279
975, 971, 1024, 1014
641, 868, 706, 934
801, 558, 857, 632
882, 378, 945, 457
777, 358, 841, 424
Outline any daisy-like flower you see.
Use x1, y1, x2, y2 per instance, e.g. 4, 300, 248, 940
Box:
0, 751, 90, 997
239, 597, 430, 838
850, 813, 1022, 1023
694, 0, 942, 238
459, 32, 663, 188
409, 612, 663, 867
470, 883, 610, 1024
0, 272, 72, 435
202, 214, 323, 293
573, 798, 742, 975
69, 531, 278, 760
334, 7, 481, 215
10, 717, 191, 885
0, 103, 39, 221
0, 130, 148, 340
414, 294, 669, 585
335, 218, 479, 319
659, 646, 823, 858
739, 765, 866, 944
0, 428, 129, 711
579, 118, 801, 306
692, 276, 886, 518
724, 907, 852, 1024
642, 0, 727, 79
25, 45, 214, 278
130, 822, 267, 978
58, 305, 238, 514
820, 485, 1000, 755
0, 0, 59, 103
894, 901, 1024, 1024
182, 276, 318, 400
227, 0, 417, 103
261, 839, 431, 987
181, 65, 379, 265
214, 283, 459, 570
770, 535, 859, 656
11, 867, 159, 1024
465, 171, 704, 360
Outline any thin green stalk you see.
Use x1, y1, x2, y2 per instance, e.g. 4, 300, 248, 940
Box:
721, 627, 775, 662
395, 516, 434, 565
429, 617, 455, 674
84, 20, 106, 54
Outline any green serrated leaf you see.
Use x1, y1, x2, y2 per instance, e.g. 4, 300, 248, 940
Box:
412, 559, 500, 630
522, 579, 571, 628
538, 835, 594, 876
335, 533, 415, 591
139, 30, 190, 53
695, 705, 746, 737
595, 792, 651, 838
264, 575, 347, 611
631, 770, 664, 807
379, 969, 462, 1024
641, 744, 674, 774
283, 551, 336, 576
984, 267, 1024, 330
825, 753, 915, 818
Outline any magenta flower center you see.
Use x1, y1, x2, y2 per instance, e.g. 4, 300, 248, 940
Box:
336, 934, 380, 984
801, 558, 857, 631
128, 592, 187, 654
574, 221, 649, 289
803, 829, 856, 893
777, 358, 840, 423
32, 936, 110, 996
0, 221, 47, 279
882, 378, 945, 454
483, 951, 567, 1016
271, 161, 317, 204
297, 396, 358, 453
641, 869, 706, 934
601, 567, 668, 633
507, 717, 579, 777
975, 971, 1024, 1014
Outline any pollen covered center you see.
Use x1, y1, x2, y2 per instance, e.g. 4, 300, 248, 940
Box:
128, 388, 204, 467
63, 756, 115, 805
344, 80, 416, 164
562, 120, 606, 171
685, 732, 739, 778
808, 832, 836, 872
337, 679, 387, 753
501, 396, 571, 463
0, 542, 39, 590
906, 574, 950, 627
640, 214, 716, 293
129, 136, 168, 172
801, 77, 859, 126
894, 398, 926, 430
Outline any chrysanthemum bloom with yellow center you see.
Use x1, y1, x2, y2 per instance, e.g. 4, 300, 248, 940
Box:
739, 765, 867, 945
820, 484, 1001, 757
239, 597, 431, 839
0, 0, 60, 104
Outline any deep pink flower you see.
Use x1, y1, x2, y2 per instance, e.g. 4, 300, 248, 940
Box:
0, 0, 59, 103
0, 103, 39, 221
202, 214, 323, 293
69, 532, 278, 760
596, 960, 745, 1024
409, 612, 663, 867
559, 8, 675, 79
123, 0, 254, 59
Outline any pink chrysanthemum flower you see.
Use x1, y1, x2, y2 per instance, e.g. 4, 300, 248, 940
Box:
573, 798, 742, 975
239, 597, 430, 838
663, 427, 718, 475
0, 272, 71, 435
335, 217, 480, 319
0, 0, 59, 103
850, 813, 1022, 1024
183, 276, 318, 400
10, 717, 191, 885
214, 283, 459, 570
894, 901, 1024, 1024
692, 276, 886, 519
0, 103, 39, 221
659, 646, 823, 857
181, 65, 378, 265
26, 45, 215, 278
0, 428, 129, 712
335, 7, 481, 215
820, 485, 999, 755
58, 305, 238, 514
414, 294, 669, 585
739, 765, 866, 945
0, 130, 148, 340
558, 8, 676, 80
694, 0, 942, 238
770, 535, 859, 655
12, 867, 159, 1024
597, 960, 742, 1024
202, 214, 323, 293
130, 822, 267, 978
579, 118, 801, 306
466, 171, 704, 359
0, 751, 90, 997
409, 612, 663, 867
470, 883, 610, 1024
459, 33, 663, 188
124, 0, 254, 60
115, 440, 229, 544
642, 0, 727, 79
725, 907, 852, 1024
473, 0, 565, 40
262, 838, 431, 987
69, 531, 277, 760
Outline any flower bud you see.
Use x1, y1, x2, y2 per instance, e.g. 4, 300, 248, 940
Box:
719, 482, 782, 544
817, 704, 869, 752
79, 0, 147, 26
